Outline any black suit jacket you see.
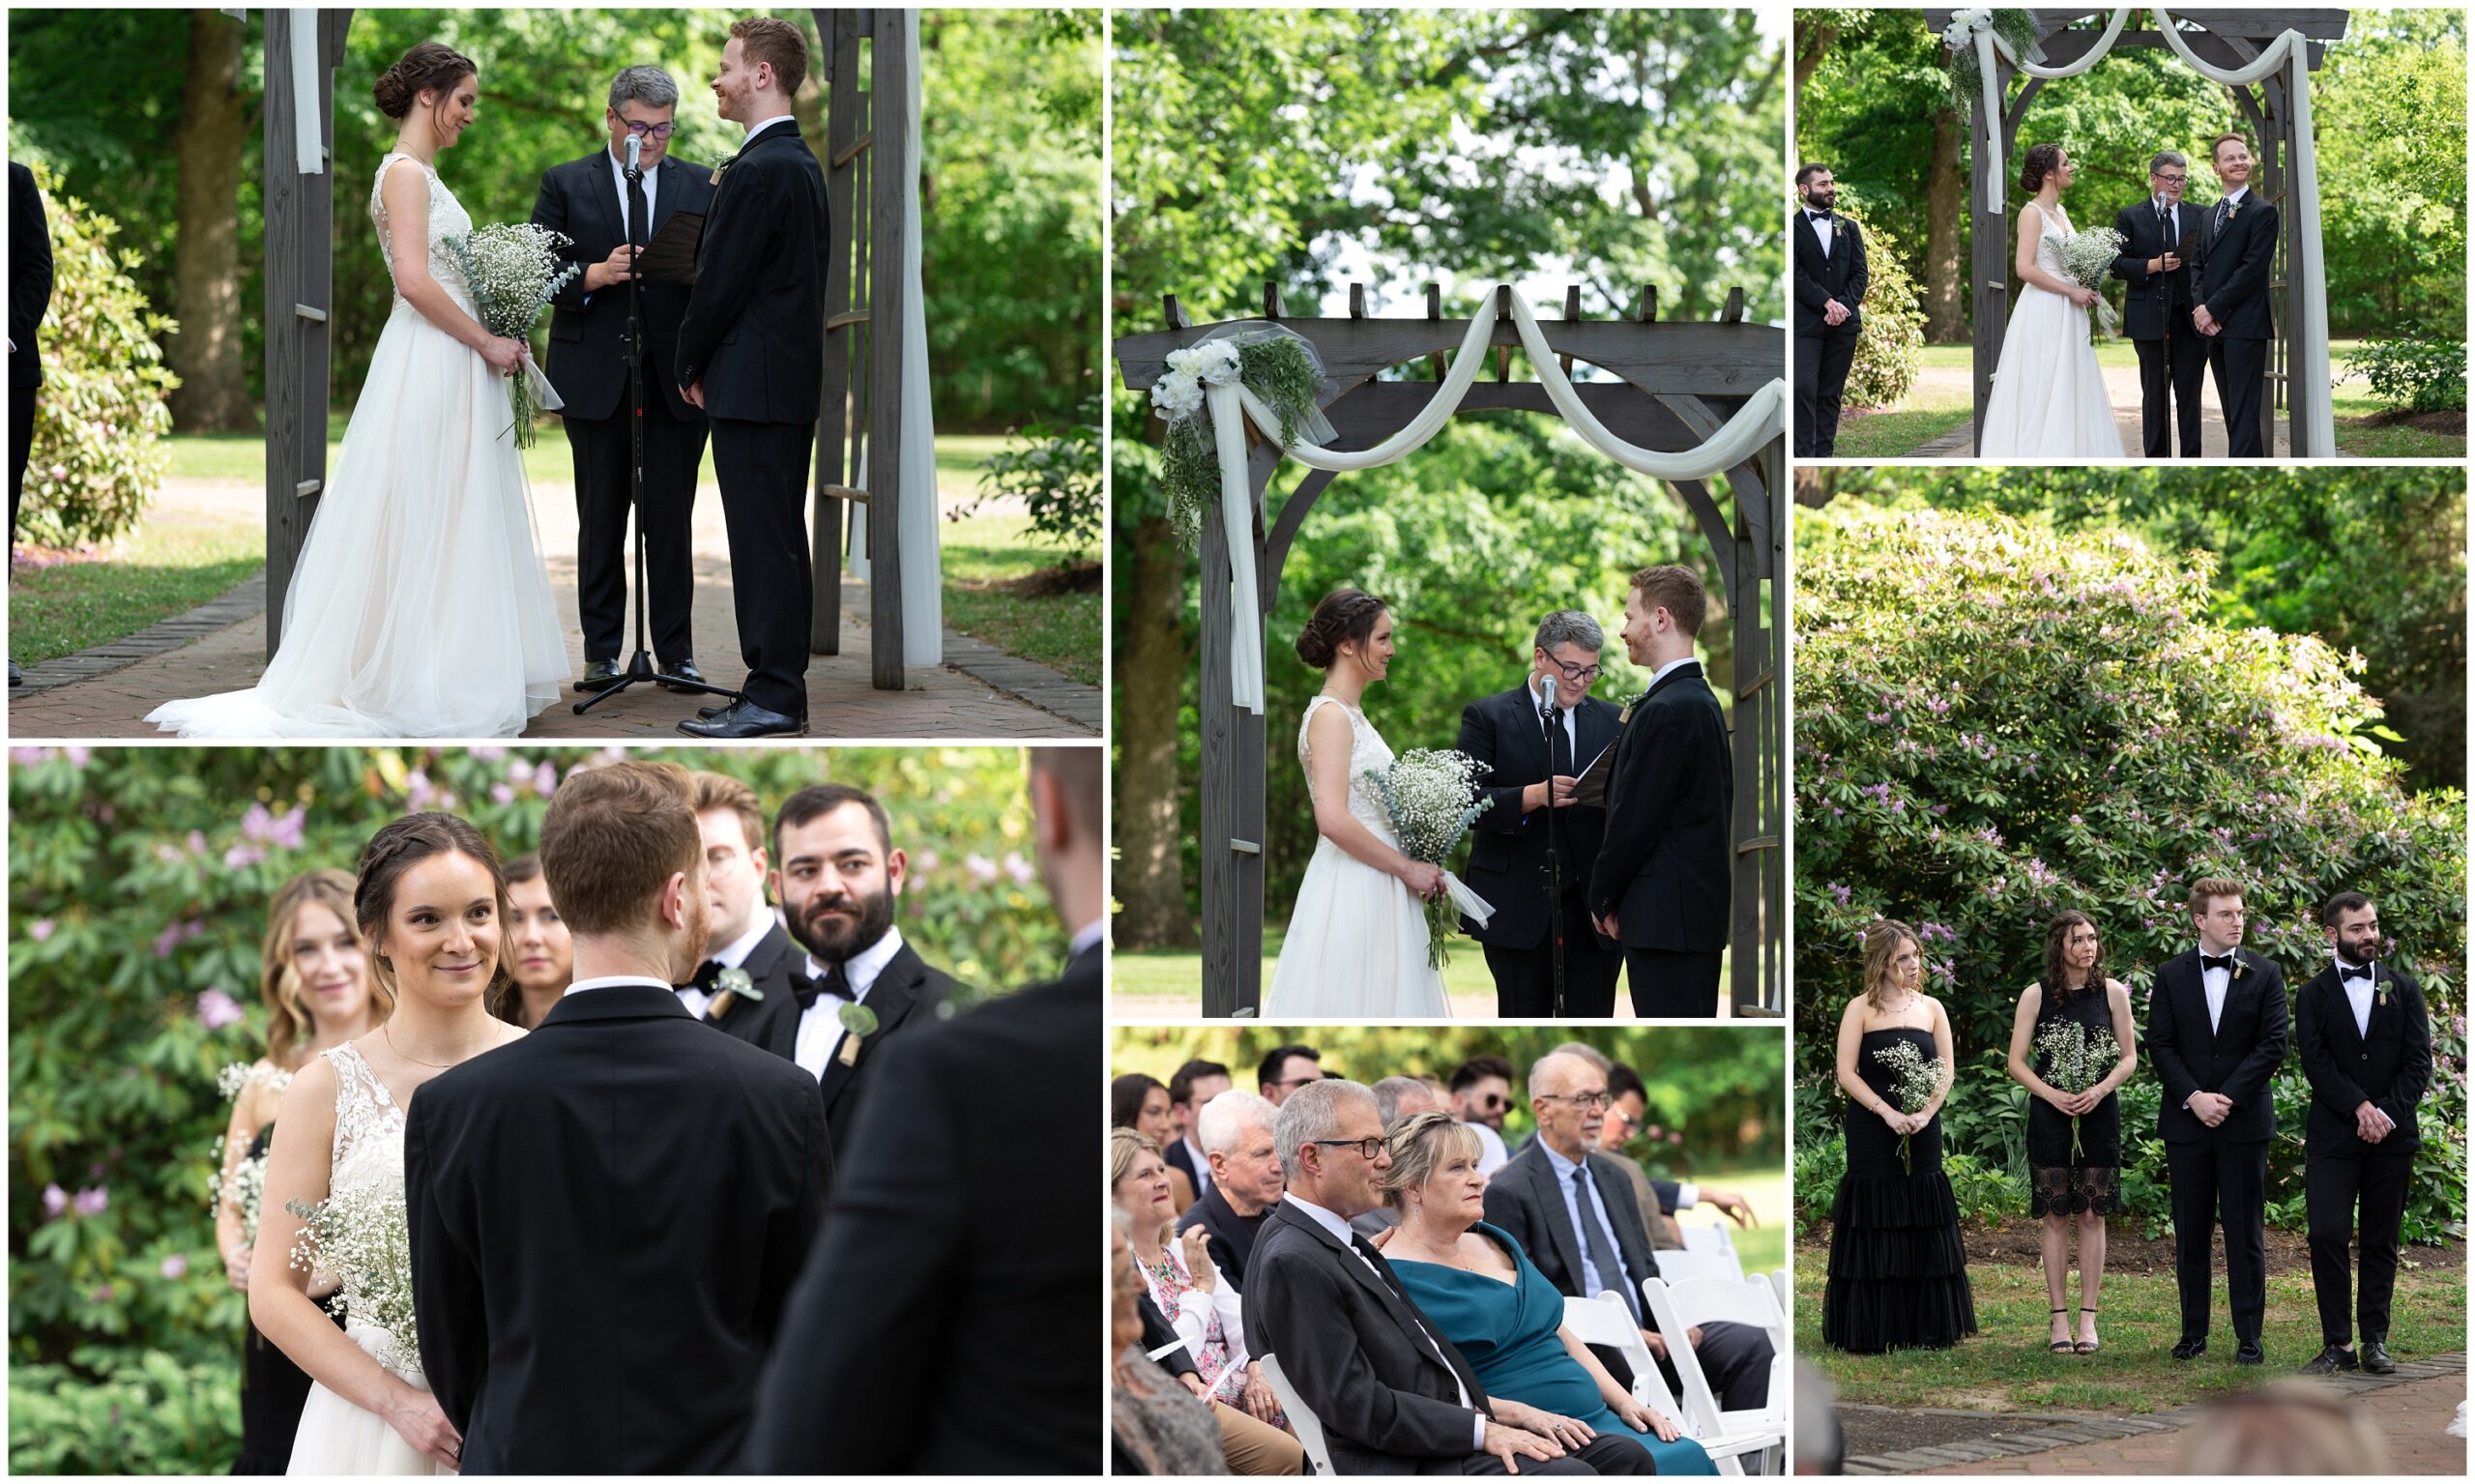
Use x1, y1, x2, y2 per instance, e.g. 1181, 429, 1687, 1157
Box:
10, 162, 51, 391
674, 121, 829, 423
1245, 1198, 1496, 1474
2294, 961, 2431, 1159
1791, 208, 1867, 338
742, 945, 1102, 1473
2147, 946, 2290, 1146
696, 919, 807, 1047
1178, 1182, 1270, 1293
1481, 1142, 1661, 1382
533, 149, 714, 422
1161, 1132, 1208, 1200
2109, 198, 2199, 340
757, 936, 958, 1166
1457, 683, 1622, 948
2193, 191, 2280, 341
403, 983, 831, 1474
1587, 661, 1732, 952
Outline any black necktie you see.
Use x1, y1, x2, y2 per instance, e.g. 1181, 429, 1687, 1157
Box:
1571, 1165, 1641, 1324
2200, 953, 2234, 975
626, 167, 650, 247
1547, 713, 1579, 878
2339, 962, 2373, 982
2212, 199, 2229, 243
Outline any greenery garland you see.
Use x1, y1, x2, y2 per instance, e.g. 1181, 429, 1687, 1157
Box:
1151, 334, 1326, 549
1943, 8, 2042, 114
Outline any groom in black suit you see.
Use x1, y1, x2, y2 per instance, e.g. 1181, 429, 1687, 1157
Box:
2191, 131, 2281, 456
1458, 610, 1625, 1017
534, 66, 717, 695
2147, 877, 2288, 1365
2110, 150, 2205, 458
1791, 162, 1867, 457
675, 17, 829, 738
1588, 567, 1732, 1017
405, 762, 831, 1472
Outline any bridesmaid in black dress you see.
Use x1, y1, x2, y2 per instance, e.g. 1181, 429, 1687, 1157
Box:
2005, 911, 2138, 1355
1822, 919, 1977, 1353
218, 870, 381, 1472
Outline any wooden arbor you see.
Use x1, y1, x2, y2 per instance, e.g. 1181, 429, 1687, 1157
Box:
1115, 284, 1787, 1019
1927, 8, 2347, 457
260, 11, 916, 685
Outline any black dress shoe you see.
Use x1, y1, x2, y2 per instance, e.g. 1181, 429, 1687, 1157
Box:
2362, 1341, 2395, 1375
573, 657, 624, 693
2171, 1337, 2208, 1360
658, 656, 707, 694
2235, 1339, 2266, 1365
2301, 1345, 2359, 1376
676, 699, 801, 739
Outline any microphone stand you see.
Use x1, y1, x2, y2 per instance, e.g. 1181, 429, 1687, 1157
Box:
574, 135, 742, 718
1539, 679, 1567, 1018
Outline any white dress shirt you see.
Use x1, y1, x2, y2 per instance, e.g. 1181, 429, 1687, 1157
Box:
1526, 674, 1579, 771
566, 974, 671, 997
2337, 956, 2378, 1038
1643, 655, 1699, 693
678, 912, 775, 1020
2200, 952, 2231, 1033
1805, 208, 1833, 258
1068, 917, 1106, 959
740, 114, 797, 149
605, 144, 659, 235
796, 926, 906, 1082
1281, 1193, 1486, 1448
1181, 1134, 1214, 1200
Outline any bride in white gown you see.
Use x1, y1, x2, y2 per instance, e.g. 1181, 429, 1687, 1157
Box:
1977, 143, 2123, 458
252, 812, 525, 1474
1266, 590, 1452, 1018
148, 44, 568, 740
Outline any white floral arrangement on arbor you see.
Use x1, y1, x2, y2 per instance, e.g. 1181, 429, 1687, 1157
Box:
1941, 8, 2041, 111
1150, 328, 1331, 547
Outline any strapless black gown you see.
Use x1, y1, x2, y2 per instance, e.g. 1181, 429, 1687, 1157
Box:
1820, 1027, 1978, 1353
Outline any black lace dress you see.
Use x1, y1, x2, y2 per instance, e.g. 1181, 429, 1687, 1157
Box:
2025, 985, 2124, 1217
229, 1123, 347, 1474
1821, 1026, 1978, 1353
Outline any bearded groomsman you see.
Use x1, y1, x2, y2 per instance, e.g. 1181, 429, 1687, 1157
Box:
1791, 162, 1866, 457
2147, 878, 2288, 1365
2295, 891, 2431, 1377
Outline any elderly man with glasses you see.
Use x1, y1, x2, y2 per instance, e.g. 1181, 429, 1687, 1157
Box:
1455, 610, 1628, 1017
2109, 149, 2206, 458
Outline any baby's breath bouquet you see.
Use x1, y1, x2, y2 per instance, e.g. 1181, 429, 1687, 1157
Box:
1367, 747, 1494, 969
1871, 1038, 1946, 1175
1151, 328, 1330, 547
210, 1062, 292, 1244
2053, 225, 2126, 338
2034, 1018, 2121, 1163
286, 1181, 420, 1377
444, 222, 580, 449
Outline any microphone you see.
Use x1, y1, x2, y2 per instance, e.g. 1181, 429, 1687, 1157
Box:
626, 131, 642, 177
1539, 674, 1558, 730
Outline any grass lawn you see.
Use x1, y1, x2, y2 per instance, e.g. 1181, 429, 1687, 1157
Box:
1109, 930, 1503, 1006
1794, 1236, 2466, 1413
942, 511, 1098, 685
10, 506, 262, 666
1689, 1161, 1788, 1278
1827, 384, 1972, 459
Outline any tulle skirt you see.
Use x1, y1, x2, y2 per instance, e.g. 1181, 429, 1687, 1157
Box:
148, 292, 568, 739
1977, 284, 2123, 458
286, 1322, 451, 1476
1265, 835, 1450, 1018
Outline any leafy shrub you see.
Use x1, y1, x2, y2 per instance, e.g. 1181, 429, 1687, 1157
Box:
2344, 328, 2467, 415
15, 161, 179, 550
963, 400, 1103, 561
9, 1351, 240, 1473
1833, 192, 1926, 410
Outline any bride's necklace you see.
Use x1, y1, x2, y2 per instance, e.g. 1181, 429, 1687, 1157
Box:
382, 1020, 490, 1071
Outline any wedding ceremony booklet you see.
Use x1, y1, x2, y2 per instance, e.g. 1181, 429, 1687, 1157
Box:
635, 210, 704, 283
1569, 736, 1619, 808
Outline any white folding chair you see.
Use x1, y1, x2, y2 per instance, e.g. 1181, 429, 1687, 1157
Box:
1644, 1275, 1790, 1472
1253, 1352, 1333, 1476
1560, 1293, 1776, 1477
1763, 1269, 1789, 1317
1650, 1246, 1744, 1286
1678, 1220, 1738, 1255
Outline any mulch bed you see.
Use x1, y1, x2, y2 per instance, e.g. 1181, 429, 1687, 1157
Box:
1804, 1225, 2465, 1281
2352, 407, 2465, 436
953, 559, 1099, 597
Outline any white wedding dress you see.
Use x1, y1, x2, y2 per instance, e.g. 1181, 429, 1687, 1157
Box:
1264, 695, 1450, 1018
1977, 202, 2124, 458
147, 153, 568, 739
286, 1044, 450, 1476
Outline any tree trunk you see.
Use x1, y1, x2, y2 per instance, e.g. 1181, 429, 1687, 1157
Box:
1791, 21, 1839, 110
1114, 513, 1196, 949
1922, 106, 1965, 344
169, 9, 251, 432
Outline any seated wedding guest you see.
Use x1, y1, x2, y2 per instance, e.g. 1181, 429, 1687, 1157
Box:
1246, 1079, 1655, 1475
1451, 1054, 1518, 1174
1379, 1112, 1714, 1474
219, 869, 380, 1474
2174, 1382, 2393, 1474
1354, 1075, 1448, 1237
1117, 1128, 1251, 1380
1179, 1089, 1285, 1289
492, 855, 573, 1029
677, 771, 805, 1046
1260, 1042, 1324, 1105
1595, 1062, 1683, 1254
1555, 1040, 1758, 1233
1116, 1072, 1198, 1211
1114, 1210, 1231, 1475
1485, 1051, 1774, 1411
1167, 1058, 1232, 1200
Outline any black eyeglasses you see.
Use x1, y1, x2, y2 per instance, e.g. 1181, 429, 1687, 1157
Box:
618, 119, 679, 139
2151, 172, 2187, 186
1539, 1091, 1613, 1111
1541, 655, 1603, 684
1311, 1137, 1385, 1160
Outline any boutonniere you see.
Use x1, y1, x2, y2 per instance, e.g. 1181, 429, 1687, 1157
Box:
2375, 972, 2392, 1007
835, 1003, 879, 1067
2230, 957, 2249, 980
709, 152, 739, 186
706, 966, 760, 1020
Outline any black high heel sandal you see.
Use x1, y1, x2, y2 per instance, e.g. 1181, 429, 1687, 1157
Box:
2049, 1307, 2075, 1353
2075, 1306, 2101, 1354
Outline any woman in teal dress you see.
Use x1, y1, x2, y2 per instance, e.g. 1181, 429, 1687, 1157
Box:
1376, 1111, 1717, 1475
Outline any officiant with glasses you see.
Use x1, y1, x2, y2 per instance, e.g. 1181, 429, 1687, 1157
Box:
532, 65, 717, 696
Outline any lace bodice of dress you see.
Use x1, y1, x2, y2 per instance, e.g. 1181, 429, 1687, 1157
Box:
369, 152, 472, 305
2027, 202, 2071, 277
1297, 693, 1399, 843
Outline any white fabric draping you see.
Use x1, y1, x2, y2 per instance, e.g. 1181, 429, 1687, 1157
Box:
287, 10, 325, 177
1961, 9, 2334, 452
848, 11, 944, 666
1207, 284, 1787, 713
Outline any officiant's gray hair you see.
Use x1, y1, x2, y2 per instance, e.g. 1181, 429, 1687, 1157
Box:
1534, 609, 1604, 655
2149, 150, 2189, 175
1275, 1079, 1377, 1179
608, 65, 681, 112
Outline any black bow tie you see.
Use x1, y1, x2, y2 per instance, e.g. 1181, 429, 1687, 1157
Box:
796, 961, 842, 1011
2201, 953, 2235, 975
2339, 962, 2374, 982
1806, 210, 1830, 221
684, 959, 727, 993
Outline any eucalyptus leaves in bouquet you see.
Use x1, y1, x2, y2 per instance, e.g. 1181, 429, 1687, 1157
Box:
444, 222, 581, 450
1150, 328, 1330, 547
2054, 225, 2127, 338
1940, 9, 2041, 111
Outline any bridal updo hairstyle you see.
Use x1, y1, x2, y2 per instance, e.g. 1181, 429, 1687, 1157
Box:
2019, 143, 2066, 193
1296, 588, 1388, 670
354, 811, 511, 1010
373, 42, 477, 124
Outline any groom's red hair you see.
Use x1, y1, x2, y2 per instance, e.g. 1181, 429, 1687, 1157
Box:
540, 761, 702, 936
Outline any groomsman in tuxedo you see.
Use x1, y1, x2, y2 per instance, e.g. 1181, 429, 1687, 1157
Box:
1458, 610, 1626, 1017
2110, 150, 2206, 457
765, 782, 958, 1162
2147, 878, 2288, 1364
2190, 131, 2280, 456
675, 17, 829, 739
533, 67, 716, 695
745, 748, 1104, 1472
1164, 1057, 1232, 1202
1588, 567, 1732, 1017
675, 771, 803, 1042
2296, 891, 2431, 1377
10, 160, 53, 687
405, 762, 830, 1472
1791, 161, 1867, 457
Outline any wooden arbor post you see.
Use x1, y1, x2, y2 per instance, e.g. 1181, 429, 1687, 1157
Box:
261, 9, 353, 656
1927, 9, 2344, 457
1114, 284, 1788, 1019
811, 8, 911, 690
